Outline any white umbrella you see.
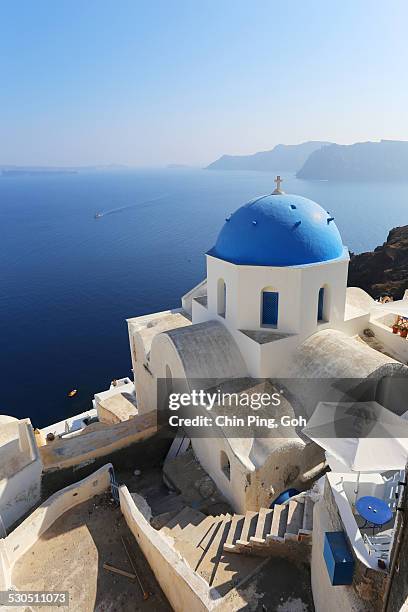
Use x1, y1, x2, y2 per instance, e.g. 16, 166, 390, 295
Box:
302, 401, 408, 473
303, 401, 408, 501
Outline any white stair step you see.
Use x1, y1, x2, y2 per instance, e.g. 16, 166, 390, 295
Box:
300, 497, 314, 534
196, 515, 231, 585
285, 500, 304, 541
224, 514, 244, 551
177, 509, 208, 540
175, 515, 224, 571
236, 511, 257, 546
250, 508, 273, 544
268, 504, 288, 541
160, 506, 197, 537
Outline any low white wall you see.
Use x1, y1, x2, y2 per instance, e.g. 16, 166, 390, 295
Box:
0, 419, 43, 532
120, 486, 220, 611
312, 498, 365, 612
370, 320, 408, 363
337, 312, 370, 337
0, 459, 42, 533
0, 464, 112, 590
40, 411, 157, 470
182, 279, 207, 315
311, 475, 387, 612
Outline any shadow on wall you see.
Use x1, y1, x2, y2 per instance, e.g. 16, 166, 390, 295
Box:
41, 431, 172, 501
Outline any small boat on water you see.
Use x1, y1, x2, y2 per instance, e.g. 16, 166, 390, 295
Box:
94, 212, 103, 219
67, 389, 78, 397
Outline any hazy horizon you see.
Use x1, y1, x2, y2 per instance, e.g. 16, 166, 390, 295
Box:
2, 138, 408, 170
1, 0, 407, 167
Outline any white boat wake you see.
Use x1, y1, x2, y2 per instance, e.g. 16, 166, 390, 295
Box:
94, 194, 168, 218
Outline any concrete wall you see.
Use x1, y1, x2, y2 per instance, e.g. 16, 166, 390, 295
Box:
311, 476, 387, 612
370, 319, 408, 363
385, 468, 408, 612
39, 411, 157, 471
181, 279, 207, 315
190, 436, 250, 513
120, 486, 219, 611
0, 460, 42, 534
0, 419, 42, 532
0, 464, 112, 591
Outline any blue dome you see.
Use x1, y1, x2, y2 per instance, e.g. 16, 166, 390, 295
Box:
208, 193, 345, 267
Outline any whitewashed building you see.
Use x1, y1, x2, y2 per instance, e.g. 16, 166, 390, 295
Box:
127, 179, 408, 513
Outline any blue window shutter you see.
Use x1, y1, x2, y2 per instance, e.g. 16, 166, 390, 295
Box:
318, 287, 325, 321
262, 292, 279, 326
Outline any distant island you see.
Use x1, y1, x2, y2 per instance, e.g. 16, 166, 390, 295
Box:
2, 169, 78, 177
0, 164, 128, 177
166, 164, 192, 169
297, 140, 408, 181
206, 141, 330, 172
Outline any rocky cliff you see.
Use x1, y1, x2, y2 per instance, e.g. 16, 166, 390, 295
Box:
348, 226, 408, 299
206, 141, 330, 172
297, 140, 408, 181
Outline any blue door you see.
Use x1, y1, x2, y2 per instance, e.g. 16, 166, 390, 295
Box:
318, 287, 325, 321
262, 291, 279, 326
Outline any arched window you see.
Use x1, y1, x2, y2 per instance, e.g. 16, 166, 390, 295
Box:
318, 286, 328, 322
261, 287, 279, 327
217, 278, 227, 318
220, 450, 231, 480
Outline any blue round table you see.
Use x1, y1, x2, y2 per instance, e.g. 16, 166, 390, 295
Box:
356, 496, 393, 531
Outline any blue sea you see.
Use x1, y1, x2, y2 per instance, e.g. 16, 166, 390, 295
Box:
1, 168, 408, 427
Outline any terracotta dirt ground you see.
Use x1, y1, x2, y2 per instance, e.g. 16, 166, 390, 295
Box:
11, 493, 172, 612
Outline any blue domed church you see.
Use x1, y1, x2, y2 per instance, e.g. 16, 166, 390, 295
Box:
126, 178, 407, 514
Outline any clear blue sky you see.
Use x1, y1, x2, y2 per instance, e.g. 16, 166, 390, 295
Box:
1, 0, 407, 167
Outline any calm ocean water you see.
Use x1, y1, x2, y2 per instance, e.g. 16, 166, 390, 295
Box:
1, 168, 408, 427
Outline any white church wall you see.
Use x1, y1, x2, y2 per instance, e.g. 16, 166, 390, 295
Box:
206, 256, 239, 327
235, 264, 302, 333
235, 332, 261, 377
259, 334, 301, 378
201, 253, 349, 379
205, 255, 303, 334
205, 253, 348, 341
190, 437, 249, 513
298, 256, 348, 341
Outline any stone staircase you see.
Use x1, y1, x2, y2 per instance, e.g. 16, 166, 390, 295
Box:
158, 496, 314, 596
224, 497, 314, 552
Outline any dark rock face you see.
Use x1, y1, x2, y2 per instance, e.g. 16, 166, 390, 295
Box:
348, 226, 408, 299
